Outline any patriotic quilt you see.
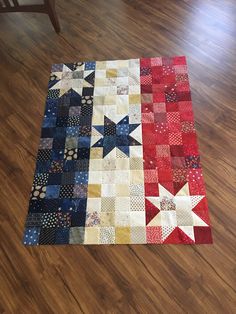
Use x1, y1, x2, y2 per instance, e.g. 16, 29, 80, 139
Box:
23, 56, 212, 245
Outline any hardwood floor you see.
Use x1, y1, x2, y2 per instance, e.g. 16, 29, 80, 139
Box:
0, 0, 235, 312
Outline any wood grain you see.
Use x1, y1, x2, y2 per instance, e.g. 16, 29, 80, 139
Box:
0, 0, 235, 312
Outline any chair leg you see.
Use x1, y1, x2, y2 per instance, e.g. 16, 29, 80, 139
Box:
45, 0, 60, 33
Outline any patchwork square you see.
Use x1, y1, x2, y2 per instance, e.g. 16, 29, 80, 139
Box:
23, 57, 212, 245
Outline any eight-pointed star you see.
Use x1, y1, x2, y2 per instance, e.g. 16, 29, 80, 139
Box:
92, 115, 141, 157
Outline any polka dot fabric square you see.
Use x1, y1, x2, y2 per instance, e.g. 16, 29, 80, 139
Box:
23, 57, 212, 245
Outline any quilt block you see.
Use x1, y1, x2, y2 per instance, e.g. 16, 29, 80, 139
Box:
23, 56, 212, 245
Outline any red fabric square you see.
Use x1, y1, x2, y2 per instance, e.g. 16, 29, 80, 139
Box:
141, 103, 153, 113
156, 157, 171, 169
141, 85, 152, 94
182, 132, 197, 145
155, 133, 169, 145
145, 183, 159, 196
146, 227, 162, 243
166, 102, 178, 112
153, 93, 165, 102
172, 56, 186, 65
170, 145, 184, 157
194, 227, 212, 244
141, 58, 151, 67
180, 111, 194, 122
158, 168, 173, 182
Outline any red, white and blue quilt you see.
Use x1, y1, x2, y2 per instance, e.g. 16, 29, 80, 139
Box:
23, 56, 212, 245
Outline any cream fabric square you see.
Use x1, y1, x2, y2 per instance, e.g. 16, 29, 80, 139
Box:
130, 170, 144, 184
93, 87, 106, 96
116, 158, 129, 170
161, 211, 177, 226
106, 60, 118, 68
116, 184, 130, 196
129, 59, 140, 68
96, 61, 106, 70
101, 197, 115, 212
90, 147, 103, 159
95, 78, 106, 86
129, 85, 140, 94
95, 69, 106, 78
100, 212, 115, 227
129, 146, 143, 158
103, 159, 116, 170
102, 171, 115, 184
87, 198, 101, 212
118, 59, 129, 68
93, 96, 105, 106
84, 227, 100, 244
130, 211, 146, 227
115, 170, 130, 184
116, 95, 129, 106
116, 103, 129, 114
129, 105, 141, 124
131, 227, 146, 244
129, 94, 141, 104
104, 95, 116, 105
101, 184, 116, 197
100, 227, 115, 244
89, 159, 103, 171
176, 210, 193, 226
117, 77, 128, 86
92, 108, 104, 124
115, 197, 130, 211
130, 157, 143, 170
117, 67, 128, 77
115, 211, 130, 226
130, 184, 145, 196
88, 171, 102, 184
130, 196, 145, 211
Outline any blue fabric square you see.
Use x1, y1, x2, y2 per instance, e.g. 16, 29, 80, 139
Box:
41, 127, 54, 138
75, 172, 88, 184
23, 227, 40, 245
45, 102, 58, 117
43, 117, 56, 127
71, 211, 86, 227
48, 173, 62, 185
51, 149, 64, 160
63, 160, 77, 172
78, 136, 90, 148
116, 124, 129, 135
55, 228, 70, 244
36, 161, 51, 173
60, 199, 75, 211
66, 126, 79, 137
85, 61, 96, 70
116, 135, 129, 146
45, 185, 60, 199
54, 127, 66, 138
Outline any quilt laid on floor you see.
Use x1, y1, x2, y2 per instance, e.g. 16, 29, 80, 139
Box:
23, 56, 212, 245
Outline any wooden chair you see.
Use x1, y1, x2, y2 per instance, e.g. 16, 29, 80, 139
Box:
0, 0, 60, 33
